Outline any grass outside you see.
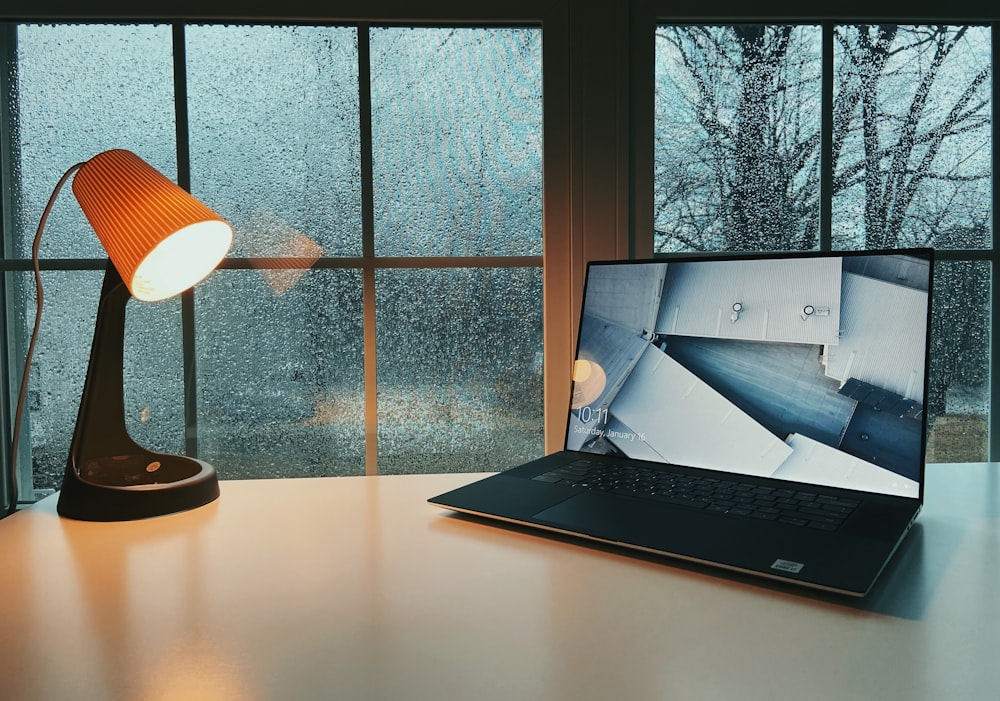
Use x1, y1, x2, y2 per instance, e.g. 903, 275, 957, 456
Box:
927, 414, 989, 463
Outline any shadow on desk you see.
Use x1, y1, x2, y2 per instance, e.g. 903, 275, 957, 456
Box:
434, 511, 960, 622
856, 523, 937, 619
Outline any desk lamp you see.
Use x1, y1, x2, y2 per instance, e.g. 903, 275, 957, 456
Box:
20, 149, 233, 521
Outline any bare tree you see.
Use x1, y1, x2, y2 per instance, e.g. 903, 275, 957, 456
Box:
654, 24, 990, 253
655, 25, 821, 251
833, 25, 991, 249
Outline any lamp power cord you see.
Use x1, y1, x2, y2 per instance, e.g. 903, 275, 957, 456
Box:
4, 162, 85, 518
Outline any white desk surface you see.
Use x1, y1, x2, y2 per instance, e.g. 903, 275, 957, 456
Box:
0, 463, 997, 701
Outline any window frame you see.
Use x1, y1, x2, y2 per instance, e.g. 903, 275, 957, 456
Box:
6, 0, 992, 511
0, 1, 579, 508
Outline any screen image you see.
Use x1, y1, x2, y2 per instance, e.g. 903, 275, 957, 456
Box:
567, 252, 931, 498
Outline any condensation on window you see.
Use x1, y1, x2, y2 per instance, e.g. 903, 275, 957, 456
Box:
926, 259, 990, 463
831, 25, 992, 251
653, 24, 992, 255
374, 267, 544, 474
185, 24, 363, 259
370, 27, 543, 257
122, 295, 187, 457
9, 22, 543, 486
653, 24, 823, 253
13, 24, 176, 260
194, 268, 366, 478
11, 270, 102, 492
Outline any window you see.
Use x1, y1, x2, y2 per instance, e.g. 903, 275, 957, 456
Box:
1, 22, 544, 498
4, 2, 989, 516
651, 21, 994, 462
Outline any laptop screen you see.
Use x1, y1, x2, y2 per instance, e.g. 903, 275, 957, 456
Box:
567, 250, 932, 499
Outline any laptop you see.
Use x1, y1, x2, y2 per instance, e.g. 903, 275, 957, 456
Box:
430, 248, 934, 596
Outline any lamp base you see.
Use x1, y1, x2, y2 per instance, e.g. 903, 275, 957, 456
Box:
57, 451, 219, 521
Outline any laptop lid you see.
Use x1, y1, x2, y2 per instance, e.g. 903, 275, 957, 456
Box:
565, 249, 932, 502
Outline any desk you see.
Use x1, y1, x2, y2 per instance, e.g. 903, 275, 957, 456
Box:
0, 464, 997, 700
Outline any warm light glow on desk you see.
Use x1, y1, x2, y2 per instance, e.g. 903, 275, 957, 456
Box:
71, 149, 233, 301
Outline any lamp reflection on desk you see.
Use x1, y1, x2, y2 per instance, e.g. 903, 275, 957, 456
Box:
11, 149, 233, 521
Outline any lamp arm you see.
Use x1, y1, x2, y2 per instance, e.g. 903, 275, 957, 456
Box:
68, 263, 144, 461
4, 162, 85, 519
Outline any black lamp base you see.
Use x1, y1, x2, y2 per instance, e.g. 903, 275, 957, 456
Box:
57, 261, 219, 521
57, 452, 219, 521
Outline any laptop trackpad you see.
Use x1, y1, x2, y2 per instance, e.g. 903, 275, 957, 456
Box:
532, 492, 712, 554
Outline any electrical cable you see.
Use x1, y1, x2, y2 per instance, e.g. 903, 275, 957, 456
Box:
4, 162, 85, 518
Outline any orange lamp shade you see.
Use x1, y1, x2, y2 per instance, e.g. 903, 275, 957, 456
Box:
71, 149, 233, 302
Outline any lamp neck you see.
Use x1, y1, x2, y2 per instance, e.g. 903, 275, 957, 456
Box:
68, 261, 135, 462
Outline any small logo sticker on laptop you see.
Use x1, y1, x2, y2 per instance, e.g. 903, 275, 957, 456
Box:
771, 559, 805, 574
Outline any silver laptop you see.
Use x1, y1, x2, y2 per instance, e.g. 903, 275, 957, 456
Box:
430, 249, 933, 596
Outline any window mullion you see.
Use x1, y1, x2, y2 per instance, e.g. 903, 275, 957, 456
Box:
358, 23, 379, 476
819, 21, 833, 252
991, 22, 999, 462
0, 22, 28, 508
171, 21, 201, 458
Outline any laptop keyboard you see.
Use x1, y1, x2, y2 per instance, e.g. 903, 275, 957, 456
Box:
532, 458, 860, 532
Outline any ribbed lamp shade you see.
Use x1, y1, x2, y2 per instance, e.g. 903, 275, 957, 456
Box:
71, 149, 233, 301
